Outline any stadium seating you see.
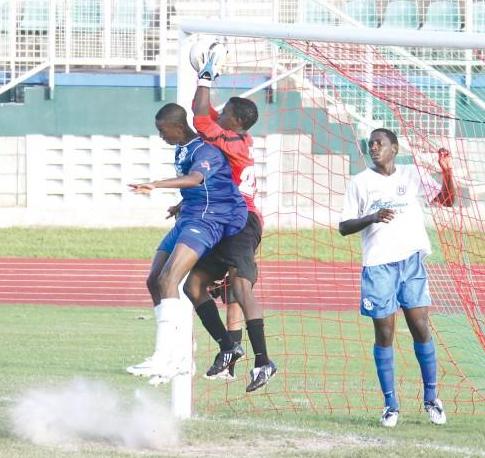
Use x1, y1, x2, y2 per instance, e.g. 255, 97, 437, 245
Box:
303, 0, 334, 24
0, 0, 8, 32
343, 0, 378, 27
381, 0, 419, 29
473, 0, 485, 32
112, 0, 137, 32
71, 0, 102, 31
20, 0, 49, 31
422, 0, 461, 31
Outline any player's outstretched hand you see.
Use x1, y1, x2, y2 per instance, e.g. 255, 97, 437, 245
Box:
438, 148, 452, 172
208, 283, 221, 300
372, 208, 395, 224
198, 42, 227, 82
208, 275, 231, 301
129, 183, 155, 194
166, 203, 181, 219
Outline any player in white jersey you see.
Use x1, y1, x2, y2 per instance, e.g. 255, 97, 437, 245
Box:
339, 128, 455, 427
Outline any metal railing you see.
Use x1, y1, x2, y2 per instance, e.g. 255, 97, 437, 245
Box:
0, 0, 279, 95
1, 0, 483, 127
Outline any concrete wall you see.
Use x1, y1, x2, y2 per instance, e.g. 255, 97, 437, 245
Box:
0, 137, 26, 208
0, 133, 350, 228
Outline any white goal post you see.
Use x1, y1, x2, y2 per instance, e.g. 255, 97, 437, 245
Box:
171, 20, 485, 420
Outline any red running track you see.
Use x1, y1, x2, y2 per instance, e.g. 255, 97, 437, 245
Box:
0, 257, 360, 310
0, 258, 483, 312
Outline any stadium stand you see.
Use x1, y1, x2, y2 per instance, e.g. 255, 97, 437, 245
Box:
381, 0, 419, 29
473, 0, 485, 32
0, 0, 8, 33
19, 0, 49, 31
343, 0, 378, 27
422, 0, 461, 31
71, 0, 102, 31
302, 0, 334, 24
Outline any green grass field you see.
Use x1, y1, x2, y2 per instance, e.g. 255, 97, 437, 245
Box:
1, 305, 484, 458
2, 226, 480, 263
0, 228, 484, 457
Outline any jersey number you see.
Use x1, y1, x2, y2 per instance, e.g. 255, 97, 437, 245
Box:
239, 165, 256, 197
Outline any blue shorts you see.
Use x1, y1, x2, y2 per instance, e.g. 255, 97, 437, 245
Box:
157, 217, 225, 258
360, 251, 431, 319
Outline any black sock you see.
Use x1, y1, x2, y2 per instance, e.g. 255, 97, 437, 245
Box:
227, 329, 243, 376
246, 319, 269, 367
228, 329, 242, 345
195, 299, 233, 351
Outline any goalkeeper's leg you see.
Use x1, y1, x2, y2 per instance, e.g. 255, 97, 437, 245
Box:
225, 283, 243, 379
184, 269, 234, 351
228, 272, 277, 392
230, 273, 267, 364
205, 277, 243, 380
184, 269, 244, 377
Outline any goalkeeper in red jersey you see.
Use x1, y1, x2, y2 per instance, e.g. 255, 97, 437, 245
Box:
183, 42, 277, 392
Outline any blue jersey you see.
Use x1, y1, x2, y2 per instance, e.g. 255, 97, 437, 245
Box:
174, 137, 247, 232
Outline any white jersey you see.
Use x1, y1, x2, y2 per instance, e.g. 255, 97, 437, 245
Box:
341, 164, 441, 266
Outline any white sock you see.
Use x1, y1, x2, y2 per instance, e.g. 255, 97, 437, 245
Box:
154, 298, 180, 356
153, 303, 162, 322
151, 304, 161, 356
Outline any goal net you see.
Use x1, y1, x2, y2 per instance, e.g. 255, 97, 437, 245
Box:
183, 23, 485, 416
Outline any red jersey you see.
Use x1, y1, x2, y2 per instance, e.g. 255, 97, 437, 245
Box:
193, 105, 263, 225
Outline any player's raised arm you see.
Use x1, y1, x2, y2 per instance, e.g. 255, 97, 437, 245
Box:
432, 148, 455, 207
191, 42, 227, 117
193, 85, 210, 117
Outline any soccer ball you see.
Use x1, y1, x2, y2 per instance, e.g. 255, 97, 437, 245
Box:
189, 40, 227, 73
189, 39, 210, 73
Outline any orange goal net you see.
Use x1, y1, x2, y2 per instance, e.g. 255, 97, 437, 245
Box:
190, 30, 485, 416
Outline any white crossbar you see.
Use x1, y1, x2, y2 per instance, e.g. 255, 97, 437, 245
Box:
180, 20, 485, 50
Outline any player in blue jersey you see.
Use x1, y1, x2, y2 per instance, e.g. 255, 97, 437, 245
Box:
339, 128, 454, 427
126, 103, 247, 383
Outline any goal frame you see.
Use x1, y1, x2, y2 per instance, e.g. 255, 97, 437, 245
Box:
172, 19, 485, 420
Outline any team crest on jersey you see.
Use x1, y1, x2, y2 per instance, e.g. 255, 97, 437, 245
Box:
362, 298, 374, 311
200, 160, 211, 171
396, 184, 407, 195
178, 146, 188, 162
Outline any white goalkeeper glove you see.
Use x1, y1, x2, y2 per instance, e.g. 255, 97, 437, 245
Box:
198, 42, 227, 87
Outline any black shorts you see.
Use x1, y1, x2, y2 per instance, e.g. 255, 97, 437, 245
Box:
195, 211, 262, 285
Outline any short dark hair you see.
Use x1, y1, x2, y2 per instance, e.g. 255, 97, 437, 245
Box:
155, 103, 187, 124
228, 97, 258, 131
371, 128, 398, 146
